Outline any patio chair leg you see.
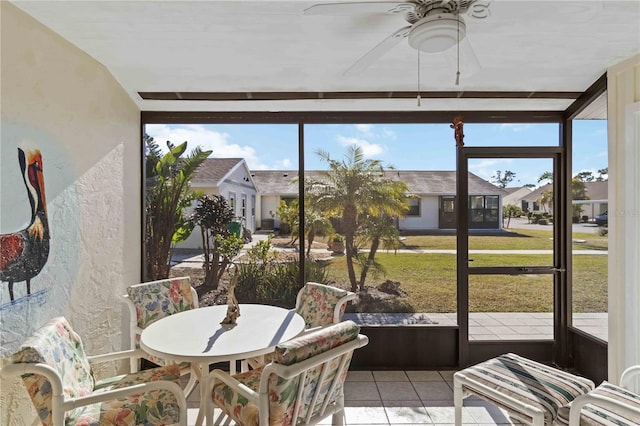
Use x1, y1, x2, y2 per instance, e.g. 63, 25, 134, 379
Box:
454, 378, 463, 426
332, 409, 345, 426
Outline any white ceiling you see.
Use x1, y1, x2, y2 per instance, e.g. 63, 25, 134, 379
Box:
11, 0, 640, 112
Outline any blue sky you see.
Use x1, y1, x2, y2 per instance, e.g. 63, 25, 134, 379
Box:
145, 120, 607, 188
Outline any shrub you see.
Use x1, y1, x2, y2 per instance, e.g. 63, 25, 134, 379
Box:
538, 218, 548, 225
235, 236, 329, 307
598, 227, 608, 236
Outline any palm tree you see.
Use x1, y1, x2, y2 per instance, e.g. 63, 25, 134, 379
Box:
356, 212, 406, 288
538, 189, 554, 213
303, 206, 334, 257
571, 177, 589, 219
305, 145, 409, 292
145, 136, 212, 280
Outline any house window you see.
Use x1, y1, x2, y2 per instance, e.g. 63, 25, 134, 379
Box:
407, 198, 420, 216
281, 196, 296, 205
229, 192, 236, 211
469, 195, 499, 227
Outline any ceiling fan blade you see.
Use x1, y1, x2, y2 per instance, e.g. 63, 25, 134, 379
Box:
304, 2, 415, 16
343, 26, 411, 76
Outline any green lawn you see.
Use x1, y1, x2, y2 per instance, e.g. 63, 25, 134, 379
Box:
325, 252, 607, 313
400, 228, 608, 251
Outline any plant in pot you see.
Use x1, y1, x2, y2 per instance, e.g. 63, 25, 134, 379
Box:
331, 233, 345, 254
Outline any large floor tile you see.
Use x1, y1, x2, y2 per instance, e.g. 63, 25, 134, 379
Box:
413, 381, 454, 401
374, 370, 410, 382
345, 380, 382, 401
344, 401, 390, 424
384, 401, 432, 424
377, 381, 420, 401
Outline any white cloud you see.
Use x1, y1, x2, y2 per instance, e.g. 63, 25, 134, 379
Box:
144, 124, 282, 170
336, 135, 385, 157
355, 124, 373, 135
498, 123, 533, 132
382, 128, 397, 139
469, 158, 515, 181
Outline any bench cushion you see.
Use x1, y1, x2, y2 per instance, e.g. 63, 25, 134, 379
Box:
556, 380, 640, 425
457, 353, 594, 424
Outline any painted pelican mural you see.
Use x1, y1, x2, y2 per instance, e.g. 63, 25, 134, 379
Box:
0, 148, 50, 302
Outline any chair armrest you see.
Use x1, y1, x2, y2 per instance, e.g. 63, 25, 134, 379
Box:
620, 365, 640, 389
62, 380, 186, 410
208, 369, 259, 402
1, 362, 65, 396
87, 348, 147, 364
569, 393, 640, 425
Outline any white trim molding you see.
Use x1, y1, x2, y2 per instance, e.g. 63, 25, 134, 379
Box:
607, 53, 640, 384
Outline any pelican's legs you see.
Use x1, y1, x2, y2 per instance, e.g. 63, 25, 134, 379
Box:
8, 281, 14, 303
26, 279, 31, 297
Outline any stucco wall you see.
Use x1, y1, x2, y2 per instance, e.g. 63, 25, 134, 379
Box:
398, 196, 440, 230
0, 3, 141, 424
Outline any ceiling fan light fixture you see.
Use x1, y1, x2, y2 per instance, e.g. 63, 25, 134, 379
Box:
408, 13, 466, 53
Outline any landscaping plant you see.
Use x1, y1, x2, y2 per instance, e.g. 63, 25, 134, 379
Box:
144, 135, 211, 280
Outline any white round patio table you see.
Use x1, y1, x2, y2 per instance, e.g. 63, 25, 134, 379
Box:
140, 304, 305, 426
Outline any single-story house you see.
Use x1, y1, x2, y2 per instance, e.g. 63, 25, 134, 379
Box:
179, 158, 257, 249
518, 181, 608, 220
251, 170, 506, 232
502, 186, 534, 212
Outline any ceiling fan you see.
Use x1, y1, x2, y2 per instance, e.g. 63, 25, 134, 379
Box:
304, 0, 489, 78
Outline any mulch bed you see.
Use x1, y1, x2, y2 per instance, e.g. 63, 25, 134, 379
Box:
170, 238, 408, 311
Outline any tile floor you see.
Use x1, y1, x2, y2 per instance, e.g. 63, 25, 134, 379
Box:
184, 312, 608, 424
186, 369, 523, 425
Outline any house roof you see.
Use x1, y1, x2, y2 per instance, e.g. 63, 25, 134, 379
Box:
251, 170, 504, 196
521, 180, 608, 203
192, 158, 245, 187
504, 186, 528, 195
583, 181, 608, 201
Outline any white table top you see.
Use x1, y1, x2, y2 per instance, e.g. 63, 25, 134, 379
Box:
140, 304, 305, 364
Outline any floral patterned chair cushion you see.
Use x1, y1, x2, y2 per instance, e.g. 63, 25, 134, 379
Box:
212, 321, 361, 426
66, 365, 183, 426
127, 277, 197, 329
126, 277, 196, 368
11, 316, 184, 426
295, 282, 355, 329
273, 320, 360, 365
11, 316, 95, 418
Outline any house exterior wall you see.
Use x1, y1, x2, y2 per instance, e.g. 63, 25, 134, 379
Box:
260, 195, 282, 229
178, 165, 257, 249
0, 3, 141, 424
222, 165, 256, 233
398, 196, 440, 230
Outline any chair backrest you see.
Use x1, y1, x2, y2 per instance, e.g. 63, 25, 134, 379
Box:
295, 282, 356, 329
126, 276, 198, 330
260, 320, 368, 425
11, 316, 95, 425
